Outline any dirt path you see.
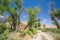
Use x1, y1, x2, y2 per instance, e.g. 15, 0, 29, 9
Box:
31, 30, 54, 40
8, 30, 55, 40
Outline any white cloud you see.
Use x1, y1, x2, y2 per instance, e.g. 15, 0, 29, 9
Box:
41, 19, 48, 24
0, 15, 4, 18
41, 19, 47, 23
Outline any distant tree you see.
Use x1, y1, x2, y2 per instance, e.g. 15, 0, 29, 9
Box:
43, 24, 46, 28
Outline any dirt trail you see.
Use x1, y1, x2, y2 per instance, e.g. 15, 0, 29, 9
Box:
31, 30, 54, 40
8, 30, 55, 40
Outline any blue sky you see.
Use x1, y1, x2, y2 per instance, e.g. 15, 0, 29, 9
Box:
9, 0, 60, 25
20, 0, 60, 25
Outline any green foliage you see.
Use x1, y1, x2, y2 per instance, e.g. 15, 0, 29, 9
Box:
27, 30, 33, 36
3, 0, 12, 7
27, 7, 40, 28
34, 7, 40, 15
0, 29, 10, 40
54, 8, 60, 20
0, 0, 22, 31
0, 0, 2, 4
18, 30, 27, 37
0, 5, 7, 13
14, 0, 22, 11
41, 28, 60, 33
8, 8, 18, 16
34, 22, 41, 28
0, 0, 11, 7
0, 23, 14, 34
26, 27, 38, 36
0, 25, 6, 34
18, 27, 38, 37
14, 0, 22, 7
29, 27, 37, 34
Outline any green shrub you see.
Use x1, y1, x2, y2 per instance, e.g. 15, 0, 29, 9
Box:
41, 28, 60, 33
0, 25, 6, 34
28, 27, 37, 35
0, 29, 10, 40
18, 27, 38, 37
18, 30, 27, 37
27, 30, 33, 36
32, 28, 37, 34
41, 28, 48, 32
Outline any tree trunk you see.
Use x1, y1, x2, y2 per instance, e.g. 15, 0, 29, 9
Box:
24, 24, 29, 29
52, 15, 60, 29
12, 17, 17, 31
13, 21, 16, 31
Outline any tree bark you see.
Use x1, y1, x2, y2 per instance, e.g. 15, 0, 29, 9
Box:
52, 15, 60, 29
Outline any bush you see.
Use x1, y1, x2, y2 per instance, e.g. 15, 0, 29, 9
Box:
27, 30, 33, 36
0, 29, 10, 40
32, 28, 37, 34
18, 30, 27, 37
18, 27, 38, 37
0, 25, 6, 34
28, 27, 37, 35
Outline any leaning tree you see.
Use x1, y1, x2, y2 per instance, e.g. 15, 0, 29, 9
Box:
50, 2, 60, 29
54, 8, 60, 26
25, 7, 40, 29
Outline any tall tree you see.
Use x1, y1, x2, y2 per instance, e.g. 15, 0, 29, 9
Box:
0, 0, 23, 31
25, 7, 40, 29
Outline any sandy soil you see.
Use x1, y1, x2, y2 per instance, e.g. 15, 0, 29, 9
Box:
8, 30, 55, 40
31, 30, 54, 40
